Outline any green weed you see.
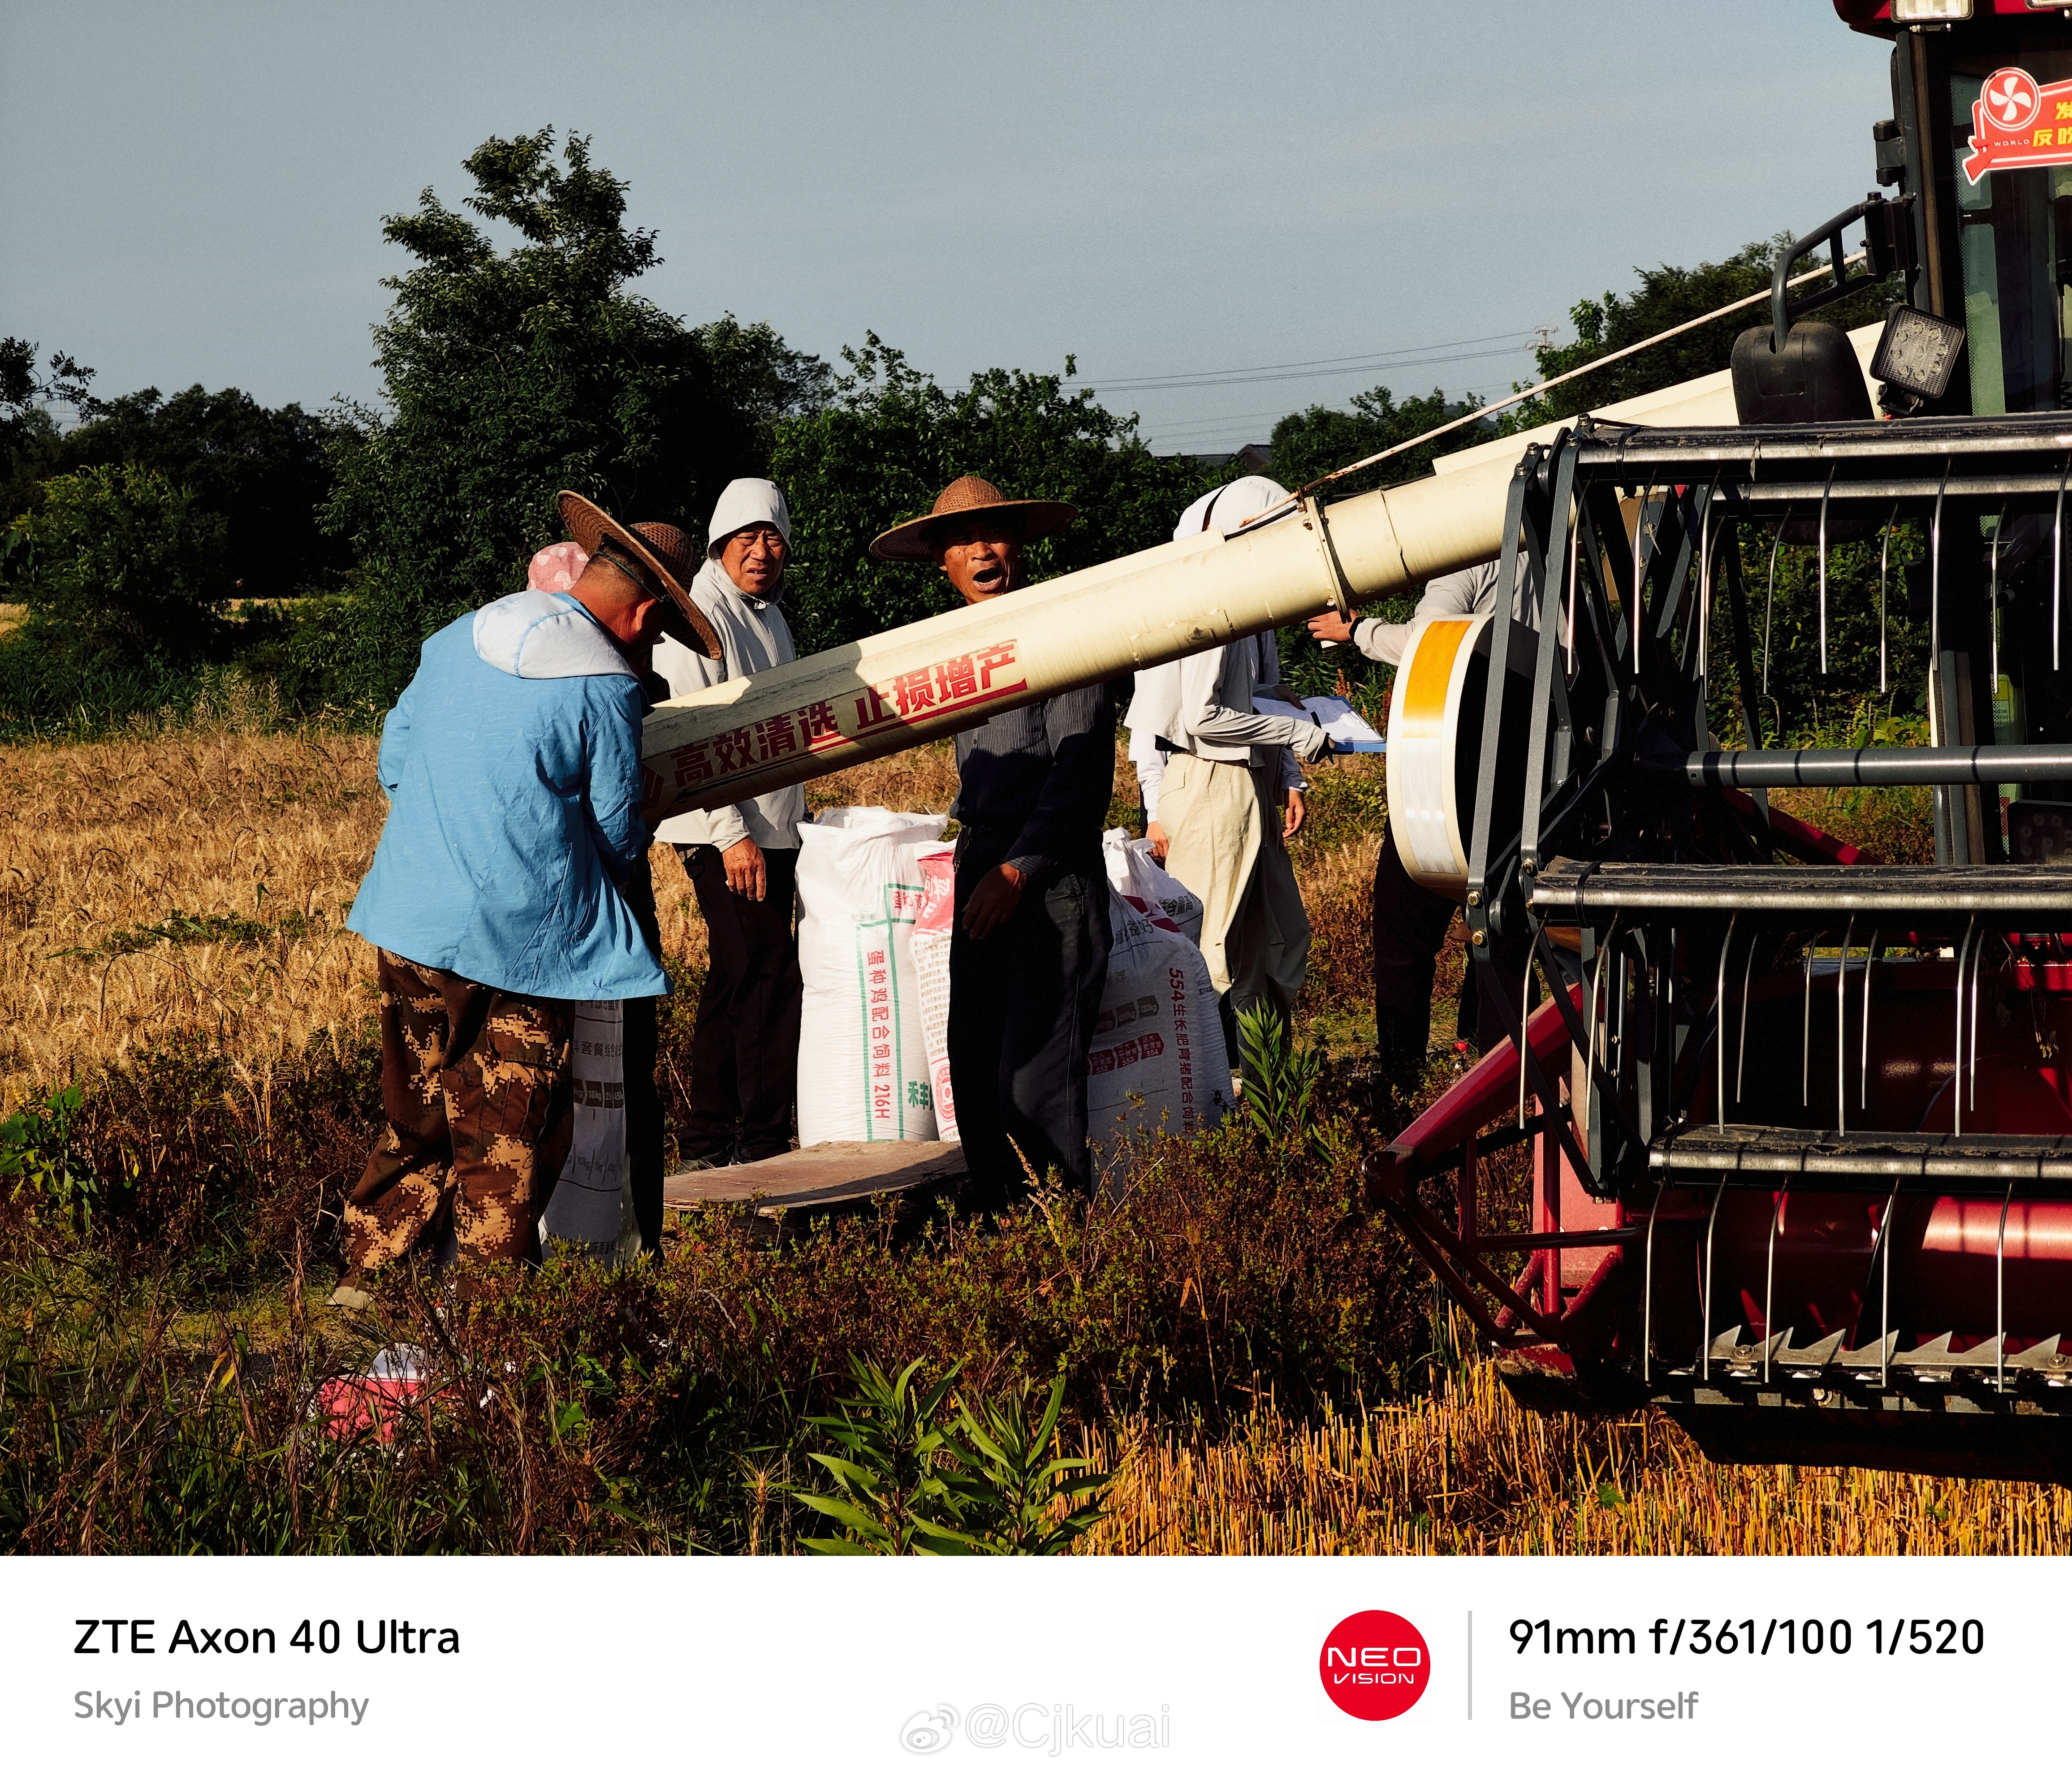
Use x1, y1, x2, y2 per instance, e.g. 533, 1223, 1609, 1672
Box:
0, 1084, 99, 1234
795, 1357, 1110, 1556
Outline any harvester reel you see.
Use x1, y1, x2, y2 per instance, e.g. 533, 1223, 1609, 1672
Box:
1372, 414, 2072, 1483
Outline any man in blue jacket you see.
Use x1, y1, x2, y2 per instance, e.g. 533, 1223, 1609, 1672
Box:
337, 493, 716, 1300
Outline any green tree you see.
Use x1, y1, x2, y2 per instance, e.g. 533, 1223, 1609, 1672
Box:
11, 462, 228, 666
1505, 238, 1898, 431
1268, 384, 1487, 501
1262, 387, 1490, 704
1, 339, 100, 593
0, 337, 100, 461
323, 128, 828, 701
770, 334, 1223, 652
2, 385, 354, 600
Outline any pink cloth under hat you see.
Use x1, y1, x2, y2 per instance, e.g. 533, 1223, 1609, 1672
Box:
527, 541, 590, 594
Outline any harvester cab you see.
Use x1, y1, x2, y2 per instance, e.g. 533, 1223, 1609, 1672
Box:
1366, 0, 2072, 1483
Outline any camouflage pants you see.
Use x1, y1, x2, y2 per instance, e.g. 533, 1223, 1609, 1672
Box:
344, 950, 573, 1272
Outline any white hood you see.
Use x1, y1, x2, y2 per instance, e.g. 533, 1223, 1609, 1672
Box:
706, 477, 792, 556
472, 591, 634, 680
1172, 475, 1293, 541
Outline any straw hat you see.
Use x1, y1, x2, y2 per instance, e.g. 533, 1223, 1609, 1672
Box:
557, 490, 720, 658
868, 475, 1078, 563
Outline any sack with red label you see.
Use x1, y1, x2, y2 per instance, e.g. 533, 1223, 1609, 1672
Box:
795, 808, 948, 1144
910, 845, 958, 1142
1088, 889, 1230, 1188
1102, 826, 1204, 946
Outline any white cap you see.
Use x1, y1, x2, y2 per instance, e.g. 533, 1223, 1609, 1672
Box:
707, 478, 792, 557
1172, 475, 1293, 543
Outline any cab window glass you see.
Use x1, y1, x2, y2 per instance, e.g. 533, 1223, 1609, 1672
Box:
1952, 55, 2072, 415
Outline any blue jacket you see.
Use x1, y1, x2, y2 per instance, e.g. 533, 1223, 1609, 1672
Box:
347, 590, 669, 1000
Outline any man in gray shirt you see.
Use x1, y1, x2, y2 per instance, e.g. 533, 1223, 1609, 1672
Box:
870, 475, 1110, 1209
1307, 558, 1534, 1115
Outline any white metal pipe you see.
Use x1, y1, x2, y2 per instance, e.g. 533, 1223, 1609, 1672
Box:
640, 360, 1750, 810
641, 448, 1526, 808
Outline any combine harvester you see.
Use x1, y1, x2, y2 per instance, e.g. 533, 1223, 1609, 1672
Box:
643, 0, 2072, 1481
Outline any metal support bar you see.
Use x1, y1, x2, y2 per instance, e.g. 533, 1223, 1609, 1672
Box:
1370, 1182, 1569, 1345
1678, 744, 2072, 788
1649, 1126, 2072, 1186
1299, 494, 1355, 622
1532, 861, 2072, 920
1467, 1227, 1646, 1253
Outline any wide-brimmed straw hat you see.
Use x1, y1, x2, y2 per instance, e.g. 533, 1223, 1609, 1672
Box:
557, 490, 721, 658
868, 475, 1078, 563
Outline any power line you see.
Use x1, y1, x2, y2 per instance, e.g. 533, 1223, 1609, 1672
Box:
1066, 327, 1537, 385
1090, 343, 1540, 396
1229, 251, 1871, 530
1065, 329, 1541, 395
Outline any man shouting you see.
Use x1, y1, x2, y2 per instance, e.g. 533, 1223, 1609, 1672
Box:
872, 476, 1114, 1209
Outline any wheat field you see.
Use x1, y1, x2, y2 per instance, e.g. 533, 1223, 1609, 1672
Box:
0, 725, 1373, 1110
1, 728, 385, 1105
17, 724, 2058, 1553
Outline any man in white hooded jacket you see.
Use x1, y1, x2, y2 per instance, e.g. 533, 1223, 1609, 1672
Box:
652, 478, 806, 1164
1125, 477, 1332, 1072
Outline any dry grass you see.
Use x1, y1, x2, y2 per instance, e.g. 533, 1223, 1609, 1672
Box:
10, 724, 2054, 1554
1088, 1358, 2072, 1555
0, 722, 1467, 1113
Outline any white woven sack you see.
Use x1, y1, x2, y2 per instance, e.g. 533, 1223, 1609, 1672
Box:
1101, 827, 1204, 946
795, 808, 949, 1144
1089, 888, 1230, 1188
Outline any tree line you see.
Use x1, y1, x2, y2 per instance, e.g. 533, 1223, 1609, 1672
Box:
0, 129, 1911, 740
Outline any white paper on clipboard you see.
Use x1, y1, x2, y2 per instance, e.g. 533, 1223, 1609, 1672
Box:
1254, 694, 1385, 751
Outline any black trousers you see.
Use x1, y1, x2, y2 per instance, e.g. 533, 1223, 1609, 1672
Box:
679, 843, 803, 1164
947, 853, 1112, 1209
1371, 819, 1463, 1089
1371, 820, 1521, 1091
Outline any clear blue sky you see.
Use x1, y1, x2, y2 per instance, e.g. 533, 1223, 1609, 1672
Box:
0, 1, 1891, 452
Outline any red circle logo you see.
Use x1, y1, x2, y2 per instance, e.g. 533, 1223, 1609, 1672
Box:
1318, 1610, 1430, 1721
1985, 67, 2041, 132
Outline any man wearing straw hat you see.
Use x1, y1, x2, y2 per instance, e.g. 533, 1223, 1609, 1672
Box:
334, 493, 717, 1302
872, 476, 1114, 1209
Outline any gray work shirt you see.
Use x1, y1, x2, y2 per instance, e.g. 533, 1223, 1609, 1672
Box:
1352, 559, 1538, 665
951, 681, 1119, 880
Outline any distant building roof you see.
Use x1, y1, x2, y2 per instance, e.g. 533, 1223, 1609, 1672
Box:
1159, 442, 1274, 472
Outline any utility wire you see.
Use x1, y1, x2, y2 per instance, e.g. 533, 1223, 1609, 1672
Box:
1101, 343, 1537, 396
1231, 252, 1872, 534
1070, 329, 1537, 393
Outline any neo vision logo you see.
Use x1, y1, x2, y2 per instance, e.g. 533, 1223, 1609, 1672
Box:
1318, 1610, 1430, 1721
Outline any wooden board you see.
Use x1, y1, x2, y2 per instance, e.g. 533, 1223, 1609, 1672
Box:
662, 1140, 965, 1218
